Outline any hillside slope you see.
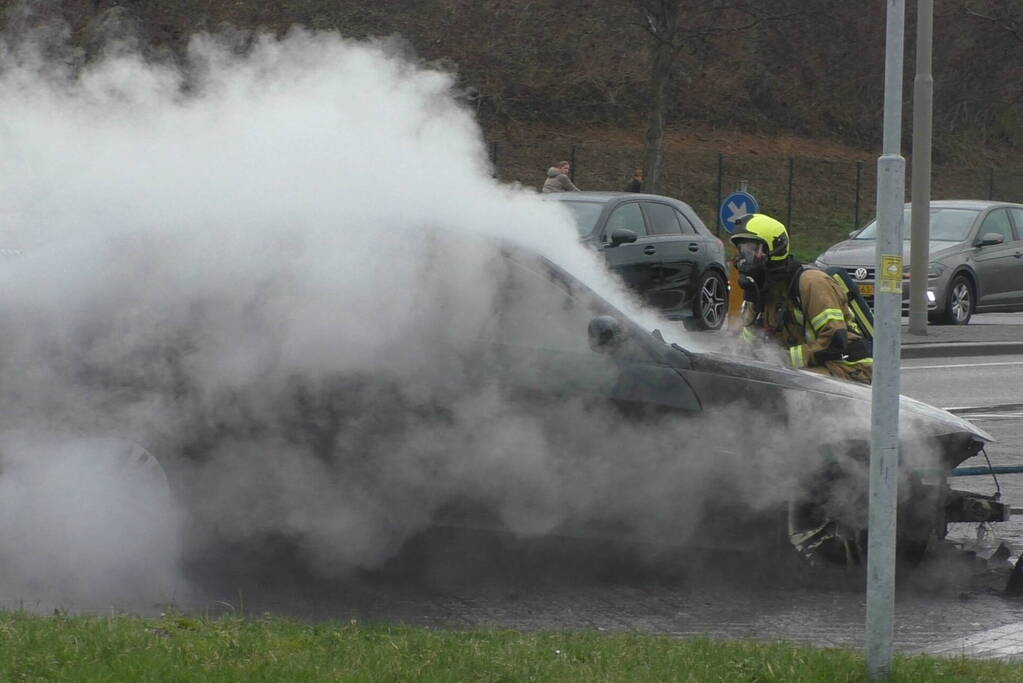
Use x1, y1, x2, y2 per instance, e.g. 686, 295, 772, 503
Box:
4, 0, 1021, 254
5, 0, 1022, 161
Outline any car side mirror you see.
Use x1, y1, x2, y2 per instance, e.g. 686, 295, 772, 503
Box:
848, 229, 860, 238
976, 232, 1005, 247
588, 315, 626, 353
606, 228, 638, 247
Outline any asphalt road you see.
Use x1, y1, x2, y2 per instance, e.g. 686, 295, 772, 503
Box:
902, 353, 1023, 547
902, 354, 1023, 409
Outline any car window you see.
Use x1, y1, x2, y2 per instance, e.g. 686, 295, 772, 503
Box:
603, 202, 647, 238
557, 200, 606, 237
481, 257, 603, 353
644, 202, 683, 235
674, 209, 698, 234
979, 209, 1013, 244
1008, 209, 1023, 241
854, 208, 979, 241
478, 252, 655, 365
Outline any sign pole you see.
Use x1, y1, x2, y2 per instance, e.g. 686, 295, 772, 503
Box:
908, 0, 933, 335
866, 0, 906, 679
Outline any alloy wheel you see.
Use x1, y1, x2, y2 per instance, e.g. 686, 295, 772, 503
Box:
950, 280, 972, 324
699, 275, 727, 329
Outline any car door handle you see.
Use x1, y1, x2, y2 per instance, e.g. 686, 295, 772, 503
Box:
688, 243, 700, 252
643, 246, 656, 255
1015, 250, 1022, 258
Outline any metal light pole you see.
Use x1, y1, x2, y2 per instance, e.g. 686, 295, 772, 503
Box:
867, 0, 906, 679
909, 0, 934, 335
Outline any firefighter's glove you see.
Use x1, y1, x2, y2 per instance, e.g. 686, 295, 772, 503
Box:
814, 330, 850, 363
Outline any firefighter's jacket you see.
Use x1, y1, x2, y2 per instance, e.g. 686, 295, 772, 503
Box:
740, 268, 873, 384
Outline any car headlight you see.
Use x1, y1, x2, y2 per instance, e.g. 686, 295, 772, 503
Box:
814, 258, 828, 269
927, 262, 945, 278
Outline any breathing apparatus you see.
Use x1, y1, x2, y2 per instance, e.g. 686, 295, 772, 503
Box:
729, 213, 791, 310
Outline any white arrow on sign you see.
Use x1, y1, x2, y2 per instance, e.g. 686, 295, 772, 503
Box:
727, 201, 749, 224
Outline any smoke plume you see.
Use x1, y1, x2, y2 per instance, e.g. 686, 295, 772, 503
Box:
0, 15, 941, 607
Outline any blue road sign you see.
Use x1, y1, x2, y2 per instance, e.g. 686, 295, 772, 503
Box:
719, 191, 759, 233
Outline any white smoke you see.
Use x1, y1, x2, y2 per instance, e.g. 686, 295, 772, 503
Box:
0, 432, 183, 607
0, 22, 704, 601
0, 17, 940, 605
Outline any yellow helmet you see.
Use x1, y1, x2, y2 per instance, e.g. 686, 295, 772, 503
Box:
729, 213, 790, 261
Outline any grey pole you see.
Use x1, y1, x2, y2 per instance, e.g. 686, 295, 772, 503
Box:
716, 153, 724, 235
909, 0, 933, 336
867, 0, 906, 679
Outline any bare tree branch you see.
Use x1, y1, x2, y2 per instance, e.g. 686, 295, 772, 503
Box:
965, 7, 1023, 46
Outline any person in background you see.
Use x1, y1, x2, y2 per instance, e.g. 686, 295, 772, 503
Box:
624, 167, 643, 192
731, 213, 872, 385
541, 160, 580, 193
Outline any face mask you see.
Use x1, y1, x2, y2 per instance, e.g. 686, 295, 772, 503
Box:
735, 241, 768, 303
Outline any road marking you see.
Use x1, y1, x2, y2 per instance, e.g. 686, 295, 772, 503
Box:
946, 403, 1023, 420
903, 361, 1023, 370
960, 414, 1023, 420
947, 403, 1023, 414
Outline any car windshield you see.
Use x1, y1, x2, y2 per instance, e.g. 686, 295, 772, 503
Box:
556, 200, 606, 237
854, 208, 979, 242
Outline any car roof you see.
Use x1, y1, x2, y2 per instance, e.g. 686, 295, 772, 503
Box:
546, 191, 661, 201
543, 191, 697, 208
914, 199, 1023, 210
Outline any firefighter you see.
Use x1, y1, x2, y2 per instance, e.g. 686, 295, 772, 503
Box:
730, 213, 873, 385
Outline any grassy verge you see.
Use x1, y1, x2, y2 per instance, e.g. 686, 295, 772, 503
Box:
2, 612, 1021, 682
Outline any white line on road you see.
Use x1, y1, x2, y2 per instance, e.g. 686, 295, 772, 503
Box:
902, 361, 1023, 370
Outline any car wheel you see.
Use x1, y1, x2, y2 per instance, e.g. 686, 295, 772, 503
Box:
939, 274, 973, 325
786, 460, 935, 567
692, 271, 728, 331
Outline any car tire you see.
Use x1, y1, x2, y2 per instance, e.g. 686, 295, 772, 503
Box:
937, 274, 974, 325
691, 271, 728, 331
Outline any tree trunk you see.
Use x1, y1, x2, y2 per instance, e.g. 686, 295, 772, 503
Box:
642, 2, 682, 195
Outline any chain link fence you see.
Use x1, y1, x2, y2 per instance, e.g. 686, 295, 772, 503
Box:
490, 141, 1023, 256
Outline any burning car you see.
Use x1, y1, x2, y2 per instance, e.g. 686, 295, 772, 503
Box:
125, 240, 1003, 568
0, 235, 1006, 573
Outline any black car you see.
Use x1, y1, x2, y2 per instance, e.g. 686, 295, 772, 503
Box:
130, 241, 1009, 565
3, 234, 1004, 573
544, 192, 729, 330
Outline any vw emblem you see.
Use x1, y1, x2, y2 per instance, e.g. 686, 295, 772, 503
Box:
854, 267, 868, 281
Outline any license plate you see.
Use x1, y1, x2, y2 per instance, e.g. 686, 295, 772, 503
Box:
859, 284, 874, 296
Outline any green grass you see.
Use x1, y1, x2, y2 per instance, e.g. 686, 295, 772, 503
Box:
2, 612, 1021, 682
789, 212, 862, 265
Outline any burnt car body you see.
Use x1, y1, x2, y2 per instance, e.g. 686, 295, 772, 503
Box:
6, 234, 999, 571
543, 192, 729, 330
148, 239, 1004, 566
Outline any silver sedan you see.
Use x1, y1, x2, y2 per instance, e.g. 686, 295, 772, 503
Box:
815, 199, 1023, 325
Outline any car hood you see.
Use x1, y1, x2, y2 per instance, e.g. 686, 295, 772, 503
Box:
684, 350, 992, 460
818, 239, 960, 268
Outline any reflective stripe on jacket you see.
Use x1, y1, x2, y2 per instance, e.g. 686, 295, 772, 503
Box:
741, 268, 872, 384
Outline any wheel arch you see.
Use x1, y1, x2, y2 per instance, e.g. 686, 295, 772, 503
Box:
947, 265, 978, 298
704, 262, 729, 282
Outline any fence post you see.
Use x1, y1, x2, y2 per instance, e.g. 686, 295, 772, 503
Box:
716, 153, 724, 235
855, 160, 863, 229
786, 157, 795, 232
989, 167, 995, 200
570, 145, 577, 182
